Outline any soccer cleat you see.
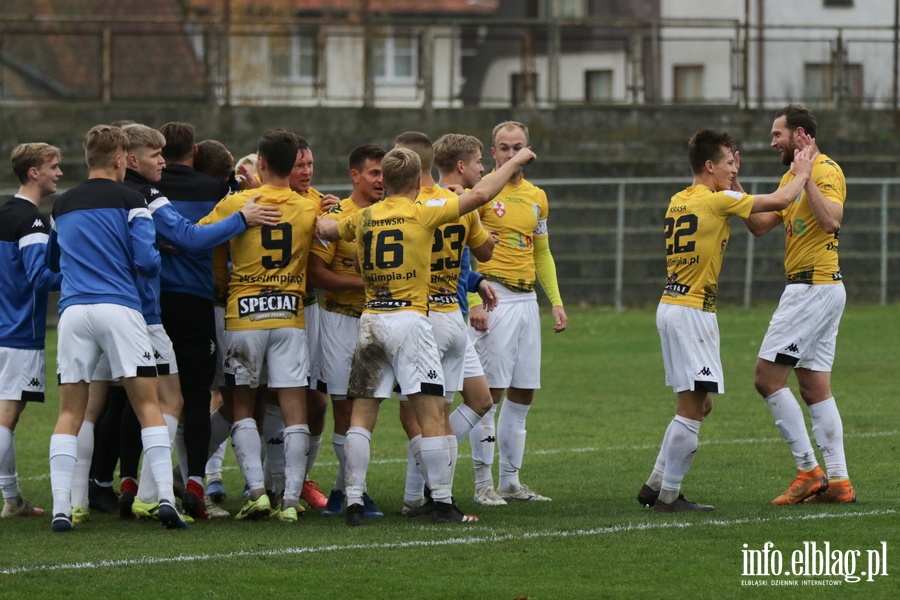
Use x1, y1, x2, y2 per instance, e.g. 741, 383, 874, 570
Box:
235, 493, 272, 521
88, 481, 120, 514
498, 483, 551, 502
71, 505, 90, 524
51, 512, 74, 532
206, 478, 227, 504
172, 465, 185, 499
118, 491, 136, 519
473, 485, 507, 506
772, 466, 828, 505
404, 499, 434, 521
278, 506, 301, 522
157, 499, 189, 529
637, 484, 660, 507
1, 496, 45, 518
345, 502, 365, 527
204, 495, 230, 519
397, 498, 427, 516
321, 489, 345, 517
653, 495, 715, 513
131, 499, 159, 520
362, 492, 384, 518
803, 479, 856, 504
301, 480, 328, 509
182, 480, 208, 520
432, 500, 479, 524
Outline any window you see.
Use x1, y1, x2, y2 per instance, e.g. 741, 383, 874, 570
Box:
373, 30, 418, 84
585, 69, 613, 103
511, 72, 539, 107
673, 65, 704, 103
270, 28, 316, 83
550, 0, 587, 18
805, 62, 863, 106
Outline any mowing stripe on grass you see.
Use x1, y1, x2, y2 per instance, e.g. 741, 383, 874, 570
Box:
1, 508, 893, 576
18, 429, 899, 483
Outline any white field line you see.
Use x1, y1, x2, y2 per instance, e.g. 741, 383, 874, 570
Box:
18, 429, 900, 482
1, 508, 894, 576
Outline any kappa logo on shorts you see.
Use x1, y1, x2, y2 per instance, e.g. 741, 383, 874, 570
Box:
210, 340, 216, 355
142, 351, 152, 361
28, 378, 40, 387
697, 366, 712, 377
426, 369, 438, 380
32, 219, 44, 228
153, 350, 162, 360
785, 343, 799, 353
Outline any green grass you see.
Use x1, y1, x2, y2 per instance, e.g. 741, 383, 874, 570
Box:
2, 305, 898, 599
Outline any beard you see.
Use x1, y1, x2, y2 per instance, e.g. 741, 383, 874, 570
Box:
780, 147, 794, 167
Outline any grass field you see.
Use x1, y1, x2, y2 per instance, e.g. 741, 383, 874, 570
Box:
1, 305, 897, 599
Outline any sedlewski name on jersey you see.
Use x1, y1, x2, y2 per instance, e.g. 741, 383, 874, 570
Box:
238, 292, 300, 321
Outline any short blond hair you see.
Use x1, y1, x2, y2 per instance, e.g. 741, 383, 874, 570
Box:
382, 147, 421, 195
491, 120, 529, 147
83, 125, 129, 170
10, 143, 62, 184
433, 134, 482, 175
121, 123, 166, 152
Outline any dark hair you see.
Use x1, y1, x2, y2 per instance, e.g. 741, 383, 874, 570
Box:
257, 129, 299, 178
348, 143, 386, 172
688, 129, 734, 175
159, 122, 196, 161
394, 131, 434, 174
195, 140, 234, 181
775, 104, 817, 138
295, 135, 310, 153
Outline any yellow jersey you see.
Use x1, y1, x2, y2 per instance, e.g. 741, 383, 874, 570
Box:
201, 184, 317, 330
776, 154, 845, 284
337, 194, 460, 316
659, 184, 755, 312
309, 197, 366, 318
417, 185, 490, 313
476, 176, 549, 292
300, 186, 327, 306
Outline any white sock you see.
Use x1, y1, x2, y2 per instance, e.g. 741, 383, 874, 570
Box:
282, 424, 310, 503
420, 435, 452, 503
331, 433, 346, 491
344, 427, 371, 506
766, 388, 817, 471
231, 418, 265, 493
450, 403, 482, 443
447, 434, 458, 490
206, 441, 227, 481
70, 422, 94, 509
498, 400, 530, 492
810, 397, 848, 479
263, 404, 285, 494
138, 414, 178, 503
470, 404, 496, 489
646, 419, 676, 490
404, 435, 425, 503
659, 416, 701, 504
141, 426, 174, 502
306, 434, 322, 479
49, 433, 78, 516
0, 425, 19, 500
206, 409, 232, 476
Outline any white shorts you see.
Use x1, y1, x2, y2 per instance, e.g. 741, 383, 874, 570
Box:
212, 305, 227, 389
348, 311, 443, 400
318, 309, 360, 397
57, 304, 157, 383
469, 283, 541, 390
657, 303, 723, 394
224, 327, 309, 389
305, 301, 322, 388
462, 332, 484, 380
759, 283, 845, 372
93, 324, 178, 381
0, 347, 46, 402
430, 309, 467, 395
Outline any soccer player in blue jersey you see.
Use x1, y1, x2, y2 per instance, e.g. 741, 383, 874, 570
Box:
46, 125, 185, 532
0, 143, 64, 519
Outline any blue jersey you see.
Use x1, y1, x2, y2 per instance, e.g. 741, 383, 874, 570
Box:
456, 246, 485, 321
124, 169, 247, 324
0, 196, 63, 349
155, 164, 231, 300
49, 178, 159, 314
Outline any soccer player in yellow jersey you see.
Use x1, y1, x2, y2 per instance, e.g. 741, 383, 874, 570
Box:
308, 144, 386, 517
200, 129, 318, 522
743, 105, 855, 505
638, 129, 816, 512
317, 144, 536, 525
467, 121, 566, 502
392, 132, 496, 517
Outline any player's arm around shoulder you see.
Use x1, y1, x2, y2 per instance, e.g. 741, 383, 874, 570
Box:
458, 147, 537, 215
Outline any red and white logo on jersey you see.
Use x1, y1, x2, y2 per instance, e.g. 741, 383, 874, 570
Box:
493, 201, 506, 218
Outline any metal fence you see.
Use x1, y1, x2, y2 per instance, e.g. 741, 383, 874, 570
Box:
3, 15, 900, 109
